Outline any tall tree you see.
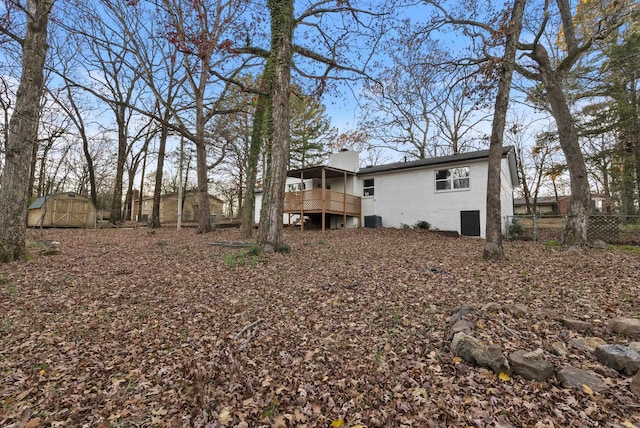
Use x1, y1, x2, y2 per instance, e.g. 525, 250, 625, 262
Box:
240, 86, 270, 239
516, 0, 632, 244
484, 0, 526, 261
255, 0, 391, 251
289, 90, 334, 169
0, 0, 55, 262
258, 0, 294, 253
359, 22, 491, 161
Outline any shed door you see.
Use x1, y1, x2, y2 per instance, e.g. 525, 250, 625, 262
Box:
460, 210, 480, 237
52, 199, 71, 225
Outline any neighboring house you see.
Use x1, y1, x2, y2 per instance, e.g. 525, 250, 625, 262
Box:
255, 146, 519, 238
514, 194, 610, 215
132, 191, 224, 224
513, 195, 562, 215
28, 192, 97, 228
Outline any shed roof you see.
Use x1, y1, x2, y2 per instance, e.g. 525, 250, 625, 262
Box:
28, 192, 91, 210
29, 195, 50, 209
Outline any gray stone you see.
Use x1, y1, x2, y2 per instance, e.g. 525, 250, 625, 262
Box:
560, 318, 593, 332
556, 366, 609, 393
503, 304, 529, 318
450, 319, 474, 336
610, 318, 640, 339
482, 302, 502, 312
451, 332, 479, 362
509, 350, 554, 381
522, 348, 544, 359
484, 345, 511, 375
591, 239, 608, 249
450, 332, 511, 374
551, 342, 569, 357
451, 305, 474, 316
594, 344, 640, 376
568, 336, 606, 352
449, 305, 474, 325
630, 342, 640, 354
631, 372, 640, 398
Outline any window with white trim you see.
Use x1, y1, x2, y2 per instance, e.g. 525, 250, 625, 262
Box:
363, 178, 374, 196
435, 167, 470, 191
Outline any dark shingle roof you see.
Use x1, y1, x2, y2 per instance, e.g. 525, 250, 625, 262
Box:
358, 146, 514, 175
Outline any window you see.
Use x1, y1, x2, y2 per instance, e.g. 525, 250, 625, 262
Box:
363, 179, 374, 196
288, 183, 302, 192
435, 167, 470, 191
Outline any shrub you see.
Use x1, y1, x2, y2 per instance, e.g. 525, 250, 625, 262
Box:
508, 219, 524, 239
414, 220, 431, 230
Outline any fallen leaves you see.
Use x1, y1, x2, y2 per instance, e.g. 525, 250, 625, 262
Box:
0, 227, 639, 426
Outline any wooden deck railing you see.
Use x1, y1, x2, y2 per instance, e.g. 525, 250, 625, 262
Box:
284, 189, 361, 216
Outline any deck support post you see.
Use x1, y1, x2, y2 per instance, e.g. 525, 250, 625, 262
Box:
300, 171, 305, 232
321, 168, 326, 234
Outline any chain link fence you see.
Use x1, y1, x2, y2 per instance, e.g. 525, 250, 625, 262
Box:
504, 215, 640, 245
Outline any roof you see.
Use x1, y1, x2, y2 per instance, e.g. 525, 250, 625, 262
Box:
28, 192, 91, 210
29, 195, 49, 209
136, 190, 224, 202
514, 196, 559, 206
358, 146, 515, 175
287, 165, 358, 179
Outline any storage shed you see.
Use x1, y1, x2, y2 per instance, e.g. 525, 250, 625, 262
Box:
28, 192, 97, 228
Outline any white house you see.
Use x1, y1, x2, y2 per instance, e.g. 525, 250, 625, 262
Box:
254, 146, 519, 238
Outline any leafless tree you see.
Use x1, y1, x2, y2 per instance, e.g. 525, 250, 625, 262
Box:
0, 0, 55, 262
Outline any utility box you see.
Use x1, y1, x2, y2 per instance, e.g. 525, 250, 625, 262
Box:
364, 215, 382, 228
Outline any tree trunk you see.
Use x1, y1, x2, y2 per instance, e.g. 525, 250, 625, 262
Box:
151, 124, 169, 228
240, 90, 270, 239
531, 44, 591, 244
195, 139, 212, 233
484, 0, 525, 261
110, 113, 127, 224
258, 0, 294, 253
0, 0, 54, 262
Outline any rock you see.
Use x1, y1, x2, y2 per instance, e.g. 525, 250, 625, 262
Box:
594, 344, 640, 376
522, 348, 545, 359
630, 342, 640, 354
449, 305, 474, 325
450, 332, 510, 374
591, 239, 607, 249
509, 350, 554, 381
560, 318, 593, 332
484, 345, 511, 375
610, 318, 640, 339
450, 332, 479, 361
449, 319, 474, 336
482, 302, 502, 312
551, 342, 569, 357
451, 305, 474, 316
631, 372, 640, 398
568, 337, 606, 353
503, 304, 529, 318
556, 366, 609, 393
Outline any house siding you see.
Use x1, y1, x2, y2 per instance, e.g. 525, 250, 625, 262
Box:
253, 147, 518, 237
359, 160, 489, 235
359, 157, 515, 238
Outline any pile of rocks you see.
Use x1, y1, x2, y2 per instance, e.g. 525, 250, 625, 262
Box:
447, 304, 640, 398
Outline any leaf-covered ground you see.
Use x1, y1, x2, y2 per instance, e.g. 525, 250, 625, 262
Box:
1, 227, 639, 427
